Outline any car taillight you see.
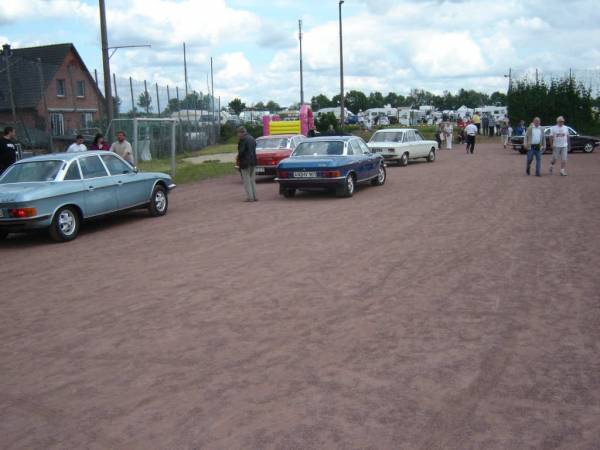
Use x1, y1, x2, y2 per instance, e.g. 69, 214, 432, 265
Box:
321, 170, 341, 178
9, 207, 37, 218
277, 170, 289, 178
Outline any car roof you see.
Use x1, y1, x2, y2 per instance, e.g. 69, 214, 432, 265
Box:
373, 128, 414, 133
14, 151, 115, 164
303, 136, 356, 142
258, 134, 302, 139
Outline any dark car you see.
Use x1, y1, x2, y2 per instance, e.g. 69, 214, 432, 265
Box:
276, 136, 386, 198
511, 126, 600, 154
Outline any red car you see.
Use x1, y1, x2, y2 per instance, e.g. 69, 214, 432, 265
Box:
255, 134, 305, 177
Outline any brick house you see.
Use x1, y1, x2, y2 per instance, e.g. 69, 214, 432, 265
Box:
0, 43, 104, 148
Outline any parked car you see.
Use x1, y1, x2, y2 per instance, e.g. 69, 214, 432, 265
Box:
511, 125, 600, 154
276, 136, 386, 198
367, 128, 438, 166
255, 134, 305, 177
0, 152, 175, 242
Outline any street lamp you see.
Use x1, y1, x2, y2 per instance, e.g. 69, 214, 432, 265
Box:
338, 0, 345, 128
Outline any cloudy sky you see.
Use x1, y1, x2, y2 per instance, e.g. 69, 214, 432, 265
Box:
2, 0, 600, 107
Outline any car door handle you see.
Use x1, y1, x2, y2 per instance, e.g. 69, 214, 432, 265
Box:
88, 186, 95, 191
117, 180, 123, 186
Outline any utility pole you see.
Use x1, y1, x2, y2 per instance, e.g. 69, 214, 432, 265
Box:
99, 0, 113, 127
210, 57, 215, 125
2, 44, 17, 125
299, 19, 304, 106
338, 1, 345, 127
183, 42, 189, 98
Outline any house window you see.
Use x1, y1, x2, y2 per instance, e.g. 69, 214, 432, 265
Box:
76, 80, 85, 98
50, 113, 64, 136
56, 79, 66, 97
80, 112, 93, 128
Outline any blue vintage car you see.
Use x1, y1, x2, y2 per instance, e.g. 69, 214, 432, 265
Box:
276, 136, 386, 198
0, 152, 175, 242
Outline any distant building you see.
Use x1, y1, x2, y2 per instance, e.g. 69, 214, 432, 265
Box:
0, 43, 104, 146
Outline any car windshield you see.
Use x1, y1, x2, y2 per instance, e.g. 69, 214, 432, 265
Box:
293, 141, 344, 156
256, 138, 289, 151
0, 160, 63, 183
370, 132, 403, 143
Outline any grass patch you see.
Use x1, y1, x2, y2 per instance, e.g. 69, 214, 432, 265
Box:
137, 158, 236, 185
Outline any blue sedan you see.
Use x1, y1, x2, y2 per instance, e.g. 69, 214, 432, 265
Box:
276, 136, 386, 198
0, 152, 175, 242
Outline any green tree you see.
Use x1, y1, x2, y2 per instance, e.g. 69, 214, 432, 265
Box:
228, 97, 246, 115
489, 91, 507, 105
368, 91, 385, 109
254, 101, 266, 110
265, 100, 281, 112
311, 94, 332, 110
137, 91, 152, 112
345, 90, 368, 114
165, 98, 180, 114
315, 112, 339, 133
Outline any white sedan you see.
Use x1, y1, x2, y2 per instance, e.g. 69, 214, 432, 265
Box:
367, 128, 438, 166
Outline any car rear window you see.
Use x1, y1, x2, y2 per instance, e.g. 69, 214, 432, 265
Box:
293, 141, 344, 156
370, 132, 403, 143
256, 138, 289, 151
0, 160, 63, 183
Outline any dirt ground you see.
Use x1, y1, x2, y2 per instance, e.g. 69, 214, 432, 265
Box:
1, 142, 600, 450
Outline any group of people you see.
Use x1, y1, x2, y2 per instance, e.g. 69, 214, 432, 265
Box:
66, 131, 134, 164
524, 116, 570, 177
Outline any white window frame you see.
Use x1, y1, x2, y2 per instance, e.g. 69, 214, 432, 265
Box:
50, 113, 64, 136
81, 112, 93, 128
76, 80, 86, 98
56, 79, 66, 97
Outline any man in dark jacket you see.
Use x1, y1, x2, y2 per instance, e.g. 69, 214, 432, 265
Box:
0, 126, 18, 175
237, 127, 258, 202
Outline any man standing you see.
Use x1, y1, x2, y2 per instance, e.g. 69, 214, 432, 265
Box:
0, 126, 17, 175
488, 116, 496, 137
464, 121, 478, 154
110, 131, 134, 165
524, 117, 545, 177
549, 116, 570, 176
481, 114, 489, 137
472, 112, 481, 134
67, 134, 87, 152
237, 127, 257, 202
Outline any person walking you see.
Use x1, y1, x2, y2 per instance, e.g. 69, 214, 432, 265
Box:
0, 126, 18, 175
237, 127, 258, 202
549, 116, 570, 176
435, 122, 443, 149
524, 117, 545, 177
67, 134, 87, 152
464, 121, 478, 154
110, 131, 134, 164
443, 121, 453, 150
500, 121, 511, 149
488, 116, 496, 137
90, 133, 110, 150
481, 114, 489, 137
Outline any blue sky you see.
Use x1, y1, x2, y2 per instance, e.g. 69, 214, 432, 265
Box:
2, 0, 600, 108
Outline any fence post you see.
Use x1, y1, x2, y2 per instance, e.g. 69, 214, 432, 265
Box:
155, 83, 161, 117
129, 76, 135, 115
171, 120, 176, 177
132, 117, 139, 165
143, 80, 149, 114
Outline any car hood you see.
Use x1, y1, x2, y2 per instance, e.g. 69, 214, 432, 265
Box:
278, 155, 354, 169
0, 182, 55, 203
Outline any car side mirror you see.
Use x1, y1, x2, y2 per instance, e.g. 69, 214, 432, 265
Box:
133, 166, 139, 174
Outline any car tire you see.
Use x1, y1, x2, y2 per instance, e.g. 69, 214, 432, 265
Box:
583, 143, 595, 153
49, 206, 80, 242
283, 187, 296, 198
398, 152, 409, 167
426, 148, 436, 163
0, 231, 8, 241
371, 164, 386, 186
149, 185, 168, 217
519, 147, 526, 154
337, 174, 355, 198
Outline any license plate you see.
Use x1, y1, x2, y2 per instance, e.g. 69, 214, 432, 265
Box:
255, 167, 265, 174
293, 171, 316, 178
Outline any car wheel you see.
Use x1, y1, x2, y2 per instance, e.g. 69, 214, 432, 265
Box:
583, 143, 594, 153
371, 164, 386, 186
426, 148, 436, 163
149, 185, 168, 217
519, 147, 526, 154
49, 206, 80, 242
0, 231, 8, 241
283, 188, 296, 198
398, 152, 409, 167
337, 174, 355, 198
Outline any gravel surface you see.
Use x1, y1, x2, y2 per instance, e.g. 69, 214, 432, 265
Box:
2, 142, 600, 449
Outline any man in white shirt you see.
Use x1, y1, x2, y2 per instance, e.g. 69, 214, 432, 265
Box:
549, 116, 570, 176
524, 117, 546, 176
66, 135, 87, 152
110, 131, 134, 164
464, 122, 478, 154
